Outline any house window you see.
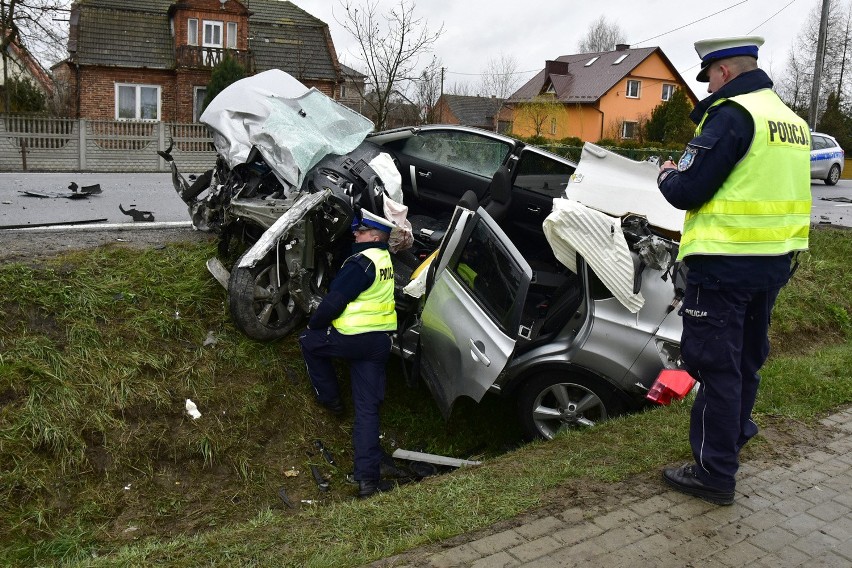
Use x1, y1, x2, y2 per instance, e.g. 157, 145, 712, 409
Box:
626, 80, 640, 98
194, 87, 208, 122
550, 117, 557, 135
662, 84, 676, 101
340, 83, 347, 98
116, 84, 160, 120
621, 121, 638, 140
203, 21, 223, 47
188, 19, 198, 46
226, 22, 237, 49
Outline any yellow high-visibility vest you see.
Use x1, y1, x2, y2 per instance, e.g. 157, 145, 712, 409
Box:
332, 247, 397, 335
678, 89, 811, 260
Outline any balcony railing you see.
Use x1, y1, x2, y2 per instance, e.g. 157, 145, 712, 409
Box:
175, 45, 254, 71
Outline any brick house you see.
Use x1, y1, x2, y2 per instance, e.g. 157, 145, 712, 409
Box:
52, 0, 343, 122
433, 94, 506, 132
1, 36, 55, 100
506, 45, 697, 142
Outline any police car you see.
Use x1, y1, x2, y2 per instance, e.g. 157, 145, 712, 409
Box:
811, 131, 845, 186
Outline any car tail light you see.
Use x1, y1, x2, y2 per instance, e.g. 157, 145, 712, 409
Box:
646, 369, 696, 405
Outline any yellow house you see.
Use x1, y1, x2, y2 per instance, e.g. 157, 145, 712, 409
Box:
506, 45, 698, 142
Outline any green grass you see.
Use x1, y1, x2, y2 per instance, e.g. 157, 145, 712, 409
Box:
1, 227, 851, 567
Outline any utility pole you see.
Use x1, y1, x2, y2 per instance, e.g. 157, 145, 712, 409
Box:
809, 0, 831, 129
440, 66, 445, 123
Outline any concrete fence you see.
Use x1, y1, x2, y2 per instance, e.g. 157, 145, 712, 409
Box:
0, 115, 216, 173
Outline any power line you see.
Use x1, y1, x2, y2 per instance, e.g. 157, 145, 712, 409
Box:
747, 0, 800, 34
631, 0, 750, 45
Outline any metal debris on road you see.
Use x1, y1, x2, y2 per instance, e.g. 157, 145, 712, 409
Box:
119, 204, 155, 222
392, 449, 482, 468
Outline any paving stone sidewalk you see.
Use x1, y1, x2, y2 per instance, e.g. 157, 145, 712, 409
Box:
373, 407, 852, 567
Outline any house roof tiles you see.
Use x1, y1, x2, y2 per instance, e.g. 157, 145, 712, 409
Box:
69, 0, 339, 81
442, 94, 504, 129
509, 47, 662, 104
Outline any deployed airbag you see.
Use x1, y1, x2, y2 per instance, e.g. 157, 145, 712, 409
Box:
543, 198, 644, 313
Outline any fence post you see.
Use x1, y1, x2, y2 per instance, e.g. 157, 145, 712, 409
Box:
158, 121, 166, 172
78, 118, 87, 171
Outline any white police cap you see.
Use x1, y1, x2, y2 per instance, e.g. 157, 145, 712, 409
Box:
358, 209, 396, 233
694, 36, 764, 82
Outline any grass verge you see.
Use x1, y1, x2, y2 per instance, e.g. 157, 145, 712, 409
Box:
1, 227, 850, 567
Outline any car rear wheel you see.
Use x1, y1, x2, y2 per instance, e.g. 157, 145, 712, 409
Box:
228, 250, 305, 341
516, 372, 620, 441
826, 164, 841, 186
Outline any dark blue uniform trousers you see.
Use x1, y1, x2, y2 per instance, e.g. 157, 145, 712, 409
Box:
680, 283, 782, 492
298, 327, 392, 481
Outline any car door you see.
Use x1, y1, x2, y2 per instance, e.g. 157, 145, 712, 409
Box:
418, 207, 533, 419
811, 135, 829, 178
384, 129, 514, 214
510, 146, 577, 246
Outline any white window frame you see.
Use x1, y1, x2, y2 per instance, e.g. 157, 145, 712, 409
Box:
193, 86, 208, 122
621, 120, 638, 140
226, 22, 237, 49
340, 83, 347, 98
550, 117, 557, 135
187, 18, 198, 46
115, 83, 161, 121
662, 83, 676, 101
203, 20, 223, 48
626, 80, 641, 99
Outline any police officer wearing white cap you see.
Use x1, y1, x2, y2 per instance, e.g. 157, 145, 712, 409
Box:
298, 208, 398, 498
657, 37, 811, 505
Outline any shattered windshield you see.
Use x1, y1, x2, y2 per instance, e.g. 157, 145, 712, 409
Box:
254, 89, 375, 189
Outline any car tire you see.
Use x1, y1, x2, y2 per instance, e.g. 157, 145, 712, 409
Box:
228, 250, 305, 341
826, 164, 841, 186
516, 372, 621, 441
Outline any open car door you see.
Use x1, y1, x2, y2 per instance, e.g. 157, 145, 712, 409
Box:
418, 208, 533, 419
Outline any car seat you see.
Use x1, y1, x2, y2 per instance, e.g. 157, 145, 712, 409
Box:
479, 165, 512, 224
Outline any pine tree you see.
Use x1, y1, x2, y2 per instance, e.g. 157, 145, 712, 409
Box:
643, 88, 694, 146
817, 91, 851, 151
202, 54, 248, 112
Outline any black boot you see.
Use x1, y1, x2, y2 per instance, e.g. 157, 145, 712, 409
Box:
316, 397, 344, 416
662, 463, 734, 505
357, 479, 395, 499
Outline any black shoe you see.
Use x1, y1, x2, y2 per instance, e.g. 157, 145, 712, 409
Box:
357, 479, 395, 499
316, 398, 344, 416
662, 463, 734, 505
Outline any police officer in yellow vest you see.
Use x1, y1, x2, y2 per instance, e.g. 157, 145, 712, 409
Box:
298, 209, 397, 499
657, 36, 811, 505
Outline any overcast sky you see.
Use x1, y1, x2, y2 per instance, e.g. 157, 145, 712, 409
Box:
290, 0, 814, 100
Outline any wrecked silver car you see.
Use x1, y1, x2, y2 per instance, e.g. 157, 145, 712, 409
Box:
164, 70, 686, 440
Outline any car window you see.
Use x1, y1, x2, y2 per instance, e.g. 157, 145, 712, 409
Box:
451, 218, 525, 333
812, 136, 829, 151
398, 130, 511, 178
514, 149, 576, 197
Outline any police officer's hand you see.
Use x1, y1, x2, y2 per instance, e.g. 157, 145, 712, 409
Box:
660, 160, 677, 171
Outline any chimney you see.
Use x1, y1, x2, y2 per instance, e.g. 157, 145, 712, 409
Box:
544, 60, 570, 77
615, 44, 630, 51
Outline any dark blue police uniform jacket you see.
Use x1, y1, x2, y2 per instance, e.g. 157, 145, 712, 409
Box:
657, 69, 798, 492
298, 241, 394, 482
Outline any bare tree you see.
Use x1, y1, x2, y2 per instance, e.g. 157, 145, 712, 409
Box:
516, 94, 562, 138
338, 0, 443, 130
414, 56, 441, 123
577, 15, 626, 53
477, 52, 520, 99
1, 0, 69, 111
778, 0, 849, 120
446, 80, 472, 96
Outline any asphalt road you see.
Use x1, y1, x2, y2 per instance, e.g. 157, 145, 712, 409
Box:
0, 171, 850, 230
0, 172, 193, 229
